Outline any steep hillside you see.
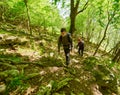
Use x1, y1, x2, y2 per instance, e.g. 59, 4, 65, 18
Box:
0, 27, 120, 95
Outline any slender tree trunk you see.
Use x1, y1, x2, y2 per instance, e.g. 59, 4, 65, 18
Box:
69, 0, 76, 35
82, 31, 84, 38
44, 18, 46, 31
102, 41, 120, 56
24, 0, 32, 35
86, 18, 92, 42
112, 49, 120, 62
93, 18, 111, 56
0, 0, 6, 22
93, 7, 116, 56
97, 30, 102, 43
104, 35, 110, 52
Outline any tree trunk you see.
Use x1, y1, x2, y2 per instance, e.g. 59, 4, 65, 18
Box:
24, 0, 32, 35
102, 41, 120, 56
69, 14, 76, 35
112, 49, 120, 62
93, 9, 116, 56
93, 18, 111, 56
104, 36, 110, 52
69, 0, 89, 35
69, 0, 76, 35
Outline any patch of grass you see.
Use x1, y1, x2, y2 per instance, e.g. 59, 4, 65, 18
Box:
5, 68, 39, 95
0, 53, 23, 63
83, 56, 99, 71
39, 56, 63, 67
0, 29, 8, 34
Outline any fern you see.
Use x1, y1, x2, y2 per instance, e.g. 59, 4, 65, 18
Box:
37, 78, 73, 94
56, 78, 73, 91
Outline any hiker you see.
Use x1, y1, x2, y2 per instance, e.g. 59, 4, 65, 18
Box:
77, 38, 84, 56
58, 28, 73, 66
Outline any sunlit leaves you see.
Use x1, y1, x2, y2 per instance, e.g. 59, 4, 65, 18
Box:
3, 0, 63, 29
28, 0, 63, 28
112, 0, 120, 11
5, 0, 26, 20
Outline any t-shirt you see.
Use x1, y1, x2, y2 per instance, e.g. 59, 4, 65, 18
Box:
58, 33, 73, 51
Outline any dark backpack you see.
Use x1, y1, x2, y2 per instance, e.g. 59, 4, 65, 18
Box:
60, 33, 71, 42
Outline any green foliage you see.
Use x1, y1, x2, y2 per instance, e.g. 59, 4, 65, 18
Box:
0, 0, 120, 94
5, 69, 27, 94
83, 57, 119, 94
39, 56, 63, 67
5, 68, 40, 94
0, 62, 17, 69
0, 53, 23, 63
5, 0, 26, 21
77, 93, 84, 95
56, 78, 72, 91
1, 0, 63, 33
83, 56, 99, 71
7, 75, 23, 90
37, 78, 73, 95
26, 0, 63, 29
25, 73, 40, 80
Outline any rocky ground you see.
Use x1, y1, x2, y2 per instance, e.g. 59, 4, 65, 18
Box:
0, 28, 120, 95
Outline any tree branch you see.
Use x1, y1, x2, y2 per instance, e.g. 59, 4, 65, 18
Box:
107, 0, 110, 21
75, 0, 80, 9
77, 0, 89, 14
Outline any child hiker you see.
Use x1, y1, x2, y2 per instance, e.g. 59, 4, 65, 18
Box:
77, 38, 84, 56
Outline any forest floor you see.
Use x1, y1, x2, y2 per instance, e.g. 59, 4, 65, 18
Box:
0, 25, 120, 95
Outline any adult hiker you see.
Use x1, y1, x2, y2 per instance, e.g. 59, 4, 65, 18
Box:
58, 28, 73, 66
77, 38, 84, 56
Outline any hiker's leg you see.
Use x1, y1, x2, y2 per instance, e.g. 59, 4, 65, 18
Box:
66, 50, 70, 65
81, 47, 84, 56
64, 48, 67, 65
81, 49, 83, 56
78, 48, 80, 55
64, 48, 70, 66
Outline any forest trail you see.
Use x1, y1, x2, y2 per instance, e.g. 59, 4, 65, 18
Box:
0, 0, 120, 94
0, 29, 119, 95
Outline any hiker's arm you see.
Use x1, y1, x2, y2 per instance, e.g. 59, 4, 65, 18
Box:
69, 36, 73, 51
76, 43, 79, 48
58, 36, 61, 52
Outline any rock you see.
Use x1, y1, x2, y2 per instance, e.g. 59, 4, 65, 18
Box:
0, 83, 6, 94
0, 40, 4, 45
0, 34, 7, 45
0, 35, 29, 47
20, 38, 29, 46
0, 34, 7, 40
40, 70, 46, 75
90, 84, 103, 95
49, 67, 62, 73
5, 36, 19, 44
50, 52, 54, 57
0, 36, 2, 40
72, 58, 79, 63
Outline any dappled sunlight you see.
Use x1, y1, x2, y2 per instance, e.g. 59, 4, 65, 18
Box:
24, 86, 38, 95
48, 67, 63, 73
0, 0, 120, 94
